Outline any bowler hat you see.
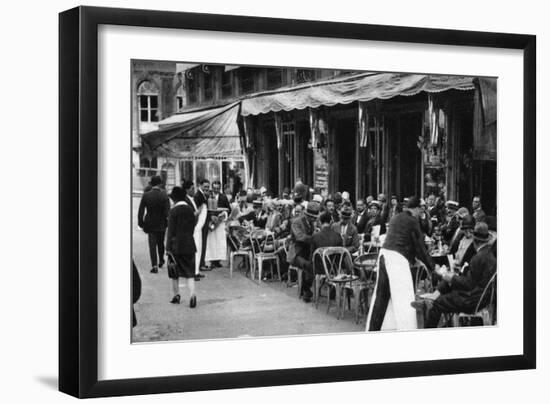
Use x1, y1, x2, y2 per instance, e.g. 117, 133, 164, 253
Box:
305, 201, 321, 218
252, 200, 263, 208
406, 196, 421, 209
460, 214, 475, 230
473, 221, 490, 242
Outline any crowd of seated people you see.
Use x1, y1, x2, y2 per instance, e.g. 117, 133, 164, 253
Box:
221, 180, 496, 327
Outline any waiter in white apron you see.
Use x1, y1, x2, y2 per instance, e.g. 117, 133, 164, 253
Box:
366, 196, 436, 331
183, 180, 207, 281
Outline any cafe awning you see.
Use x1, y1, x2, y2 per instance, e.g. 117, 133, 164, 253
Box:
140, 102, 243, 159
241, 72, 476, 116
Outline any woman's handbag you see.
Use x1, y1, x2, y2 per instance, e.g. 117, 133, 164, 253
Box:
166, 252, 178, 279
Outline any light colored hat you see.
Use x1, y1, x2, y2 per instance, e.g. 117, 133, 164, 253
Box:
312, 194, 323, 203
446, 200, 459, 210
342, 191, 350, 201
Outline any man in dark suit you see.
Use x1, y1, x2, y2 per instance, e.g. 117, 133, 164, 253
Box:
137, 175, 170, 273
194, 179, 210, 271
310, 211, 344, 275
448, 214, 477, 271
352, 198, 369, 234
417, 222, 496, 328
325, 199, 340, 224
332, 205, 360, 254
289, 201, 320, 302
166, 186, 198, 308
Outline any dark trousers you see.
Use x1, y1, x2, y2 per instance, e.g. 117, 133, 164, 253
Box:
147, 230, 165, 268
367, 255, 390, 331
199, 225, 208, 268
425, 292, 474, 328
293, 256, 313, 296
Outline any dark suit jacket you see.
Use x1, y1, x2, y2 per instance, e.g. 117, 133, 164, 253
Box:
364, 214, 386, 241
436, 244, 496, 311
194, 189, 208, 208
289, 215, 314, 263
383, 211, 434, 271
331, 221, 360, 254
184, 195, 197, 212
166, 203, 197, 255
449, 232, 477, 267
137, 187, 170, 233
353, 211, 369, 234
310, 227, 343, 274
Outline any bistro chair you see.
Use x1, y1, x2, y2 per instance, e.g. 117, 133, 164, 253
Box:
227, 225, 254, 279
250, 230, 281, 284
345, 251, 379, 324
313, 247, 356, 319
452, 273, 497, 327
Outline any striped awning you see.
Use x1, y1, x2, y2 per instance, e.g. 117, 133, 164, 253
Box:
140, 102, 242, 159
241, 72, 476, 116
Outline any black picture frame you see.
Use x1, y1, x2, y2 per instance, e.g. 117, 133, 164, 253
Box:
59, 6, 536, 398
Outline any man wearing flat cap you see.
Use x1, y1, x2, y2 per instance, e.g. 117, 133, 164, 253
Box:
366, 196, 436, 332
288, 201, 321, 302
415, 221, 496, 328
332, 205, 360, 254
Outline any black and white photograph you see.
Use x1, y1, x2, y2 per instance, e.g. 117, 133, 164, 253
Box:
131, 61, 497, 342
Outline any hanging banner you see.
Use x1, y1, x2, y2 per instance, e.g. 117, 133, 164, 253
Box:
308, 107, 318, 149
358, 102, 369, 148
274, 112, 283, 149
428, 94, 439, 146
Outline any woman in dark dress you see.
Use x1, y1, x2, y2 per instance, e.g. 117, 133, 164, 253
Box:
166, 186, 198, 308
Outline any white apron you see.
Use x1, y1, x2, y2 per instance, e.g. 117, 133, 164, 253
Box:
365, 248, 418, 331
194, 204, 207, 275
205, 215, 228, 262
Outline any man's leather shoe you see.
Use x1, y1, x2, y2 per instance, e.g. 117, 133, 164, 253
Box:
189, 295, 197, 308
150, 267, 158, 274
159, 260, 165, 268
170, 294, 180, 304
194, 274, 205, 281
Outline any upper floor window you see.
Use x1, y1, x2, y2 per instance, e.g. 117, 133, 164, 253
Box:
296, 69, 316, 84
239, 67, 255, 94
137, 81, 159, 122
221, 70, 233, 98
266, 68, 284, 89
175, 84, 185, 111
186, 69, 199, 104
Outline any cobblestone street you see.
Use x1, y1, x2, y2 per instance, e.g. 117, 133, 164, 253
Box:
132, 197, 364, 343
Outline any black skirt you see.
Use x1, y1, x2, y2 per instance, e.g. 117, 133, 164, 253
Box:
167, 253, 195, 279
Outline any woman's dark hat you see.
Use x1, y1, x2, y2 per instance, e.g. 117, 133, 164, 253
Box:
169, 186, 186, 202
305, 201, 321, 218
473, 222, 490, 241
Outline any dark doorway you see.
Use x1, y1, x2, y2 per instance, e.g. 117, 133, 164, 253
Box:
336, 118, 357, 201
262, 123, 279, 195
398, 113, 422, 198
